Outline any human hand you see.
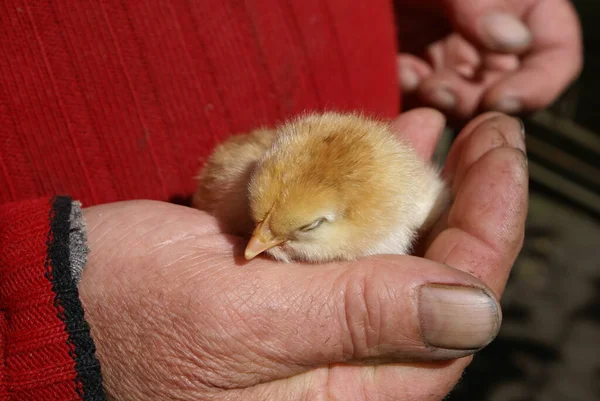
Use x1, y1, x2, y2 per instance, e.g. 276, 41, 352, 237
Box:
79, 108, 528, 400
396, 0, 582, 119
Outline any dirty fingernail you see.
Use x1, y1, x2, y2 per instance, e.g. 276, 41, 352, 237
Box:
493, 97, 522, 114
419, 284, 501, 350
479, 12, 532, 52
428, 88, 456, 109
400, 66, 420, 92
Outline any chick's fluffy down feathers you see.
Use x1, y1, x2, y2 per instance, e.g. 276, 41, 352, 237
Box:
193, 112, 449, 263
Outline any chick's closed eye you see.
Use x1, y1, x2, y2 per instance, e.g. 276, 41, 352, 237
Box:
299, 217, 328, 232
193, 112, 450, 263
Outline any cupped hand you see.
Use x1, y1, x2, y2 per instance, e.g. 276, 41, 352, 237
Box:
79, 108, 528, 400
396, 0, 582, 119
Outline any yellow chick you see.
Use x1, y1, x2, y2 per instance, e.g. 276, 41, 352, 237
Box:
193, 112, 450, 263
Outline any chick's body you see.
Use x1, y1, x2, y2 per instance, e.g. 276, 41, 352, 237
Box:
192, 128, 277, 236
193, 112, 449, 263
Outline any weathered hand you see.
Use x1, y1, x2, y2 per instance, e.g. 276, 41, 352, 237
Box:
79, 108, 528, 400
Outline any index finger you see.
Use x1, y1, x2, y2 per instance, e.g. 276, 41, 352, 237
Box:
482, 0, 583, 112
425, 116, 529, 296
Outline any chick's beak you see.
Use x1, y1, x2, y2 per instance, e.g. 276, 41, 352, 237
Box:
244, 223, 286, 260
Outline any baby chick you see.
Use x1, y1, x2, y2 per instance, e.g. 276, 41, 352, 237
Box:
193, 112, 450, 263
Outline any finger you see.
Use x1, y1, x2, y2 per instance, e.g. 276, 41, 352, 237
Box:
482, 0, 583, 113
228, 359, 473, 401
429, 34, 481, 78
198, 255, 501, 386
426, 148, 529, 296
447, 114, 525, 193
390, 107, 446, 160
414, 35, 520, 118
440, 0, 533, 53
304, 360, 470, 401
397, 53, 433, 93
443, 111, 515, 178
417, 70, 490, 119
482, 53, 519, 72
419, 114, 523, 249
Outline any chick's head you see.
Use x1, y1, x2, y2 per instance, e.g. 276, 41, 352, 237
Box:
246, 175, 349, 262
244, 112, 415, 263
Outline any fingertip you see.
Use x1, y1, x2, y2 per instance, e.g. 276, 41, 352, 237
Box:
477, 12, 532, 54
400, 66, 420, 92
419, 284, 501, 350
391, 108, 447, 160
416, 73, 482, 120
422, 87, 457, 111
444, 111, 514, 180
485, 96, 523, 115
392, 107, 447, 129
339, 255, 503, 360
422, 107, 447, 129
449, 114, 526, 193
458, 112, 519, 141
481, 83, 546, 115
397, 53, 433, 94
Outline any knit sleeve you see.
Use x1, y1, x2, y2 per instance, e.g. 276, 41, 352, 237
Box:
0, 197, 106, 401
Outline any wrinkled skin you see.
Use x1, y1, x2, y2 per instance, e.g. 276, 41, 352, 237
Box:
80, 109, 528, 400
397, 0, 583, 119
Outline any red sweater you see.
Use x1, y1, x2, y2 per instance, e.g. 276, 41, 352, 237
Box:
0, 1, 399, 399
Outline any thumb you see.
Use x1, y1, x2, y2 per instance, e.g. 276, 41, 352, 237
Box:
208, 255, 502, 387
441, 0, 533, 53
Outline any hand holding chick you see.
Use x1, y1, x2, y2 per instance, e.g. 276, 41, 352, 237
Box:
82, 110, 528, 401
193, 112, 450, 263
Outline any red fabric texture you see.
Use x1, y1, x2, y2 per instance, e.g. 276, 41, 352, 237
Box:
0, 199, 81, 401
0, 0, 399, 206
0, 0, 400, 399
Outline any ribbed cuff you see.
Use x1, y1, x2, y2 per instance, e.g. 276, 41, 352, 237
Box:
0, 196, 106, 401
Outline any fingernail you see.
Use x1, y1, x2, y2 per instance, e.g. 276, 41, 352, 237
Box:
419, 284, 500, 350
428, 88, 456, 110
494, 97, 522, 114
455, 63, 475, 79
479, 12, 532, 52
399, 66, 420, 92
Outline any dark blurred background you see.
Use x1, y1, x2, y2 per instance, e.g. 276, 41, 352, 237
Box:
446, 1, 600, 400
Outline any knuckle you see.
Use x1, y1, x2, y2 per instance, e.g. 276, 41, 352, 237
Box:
340, 266, 383, 360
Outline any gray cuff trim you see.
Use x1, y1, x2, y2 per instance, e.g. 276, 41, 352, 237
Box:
69, 201, 89, 286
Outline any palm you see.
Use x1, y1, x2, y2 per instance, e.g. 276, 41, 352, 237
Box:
80, 202, 464, 400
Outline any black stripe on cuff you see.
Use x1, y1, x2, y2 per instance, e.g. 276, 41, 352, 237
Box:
46, 196, 107, 401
